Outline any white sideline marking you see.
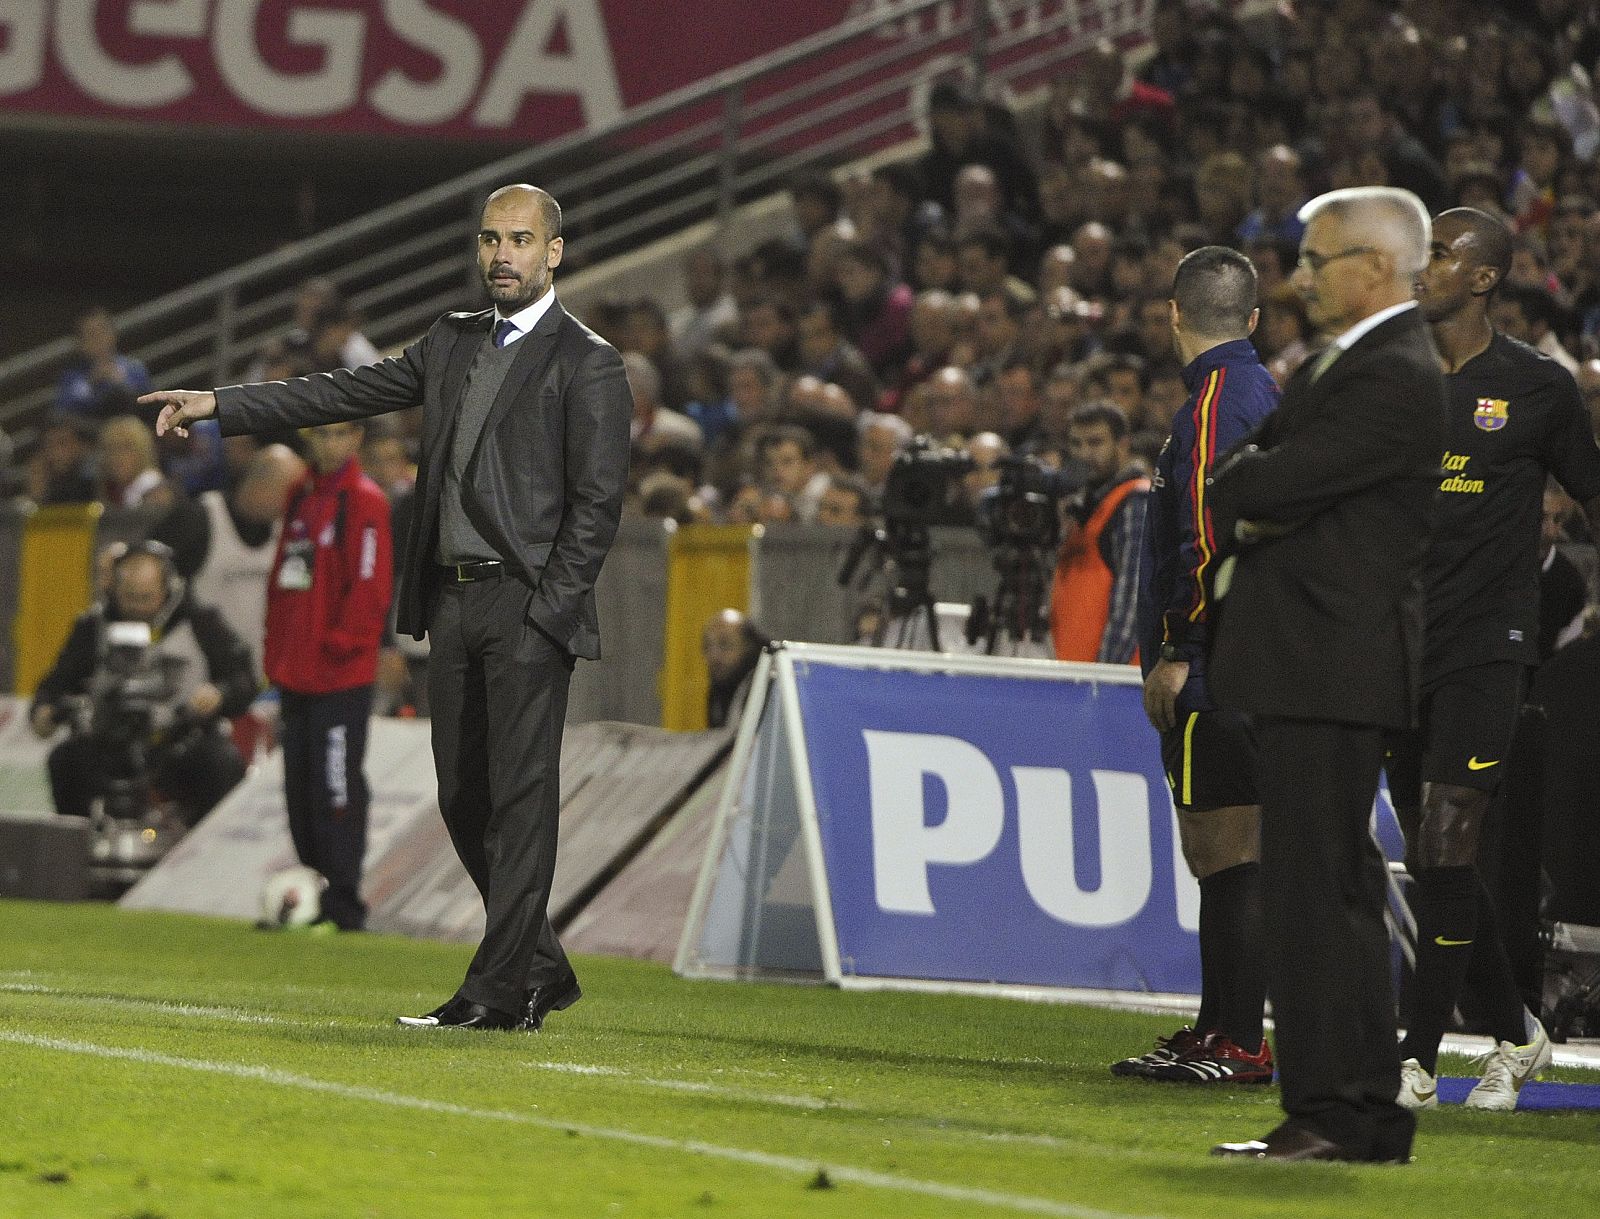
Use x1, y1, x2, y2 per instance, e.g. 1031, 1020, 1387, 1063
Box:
0, 983, 284, 1026
529, 1060, 859, 1111
0, 1030, 1154, 1219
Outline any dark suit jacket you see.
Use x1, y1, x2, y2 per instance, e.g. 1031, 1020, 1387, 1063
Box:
1206, 307, 1446, 729
215, 301, 632, 660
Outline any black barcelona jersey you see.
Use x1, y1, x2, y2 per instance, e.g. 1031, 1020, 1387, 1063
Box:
1424, 332, 1600, 677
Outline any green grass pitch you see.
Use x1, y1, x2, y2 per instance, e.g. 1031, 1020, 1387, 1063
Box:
1, 900, 1597, 1218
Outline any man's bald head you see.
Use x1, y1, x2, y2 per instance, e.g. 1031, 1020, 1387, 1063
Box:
702, 609, 765, 685
112, 551, 174, 623
1433, 206, 1514, 289
235, 443, 307, 524
485, 184, 562, 239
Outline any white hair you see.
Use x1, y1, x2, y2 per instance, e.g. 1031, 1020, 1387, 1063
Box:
857, 411, 913, 448
1298, 187, 1431, 275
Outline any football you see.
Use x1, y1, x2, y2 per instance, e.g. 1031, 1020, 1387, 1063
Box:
259, 865, 327, 928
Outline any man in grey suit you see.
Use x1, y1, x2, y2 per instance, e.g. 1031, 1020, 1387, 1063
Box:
146, 184, 633, 1031
1204, 188, 1446, 1161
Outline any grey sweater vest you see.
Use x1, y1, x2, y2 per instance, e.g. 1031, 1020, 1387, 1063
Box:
439, 336, 520, 564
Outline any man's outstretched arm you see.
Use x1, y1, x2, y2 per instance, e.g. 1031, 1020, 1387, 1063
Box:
144, 390, 216, 439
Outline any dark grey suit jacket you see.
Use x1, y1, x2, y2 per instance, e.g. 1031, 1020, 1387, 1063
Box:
1206, 307, 1446, 729
216, 301, 632, 660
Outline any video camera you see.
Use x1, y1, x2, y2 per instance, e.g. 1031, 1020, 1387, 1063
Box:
967, 454, 1090, 652
80, 620, 190, 820
974, 454, 1087, 553
881, 435, 973, 528
836, 436, 973, 650
56, 618, 197, 892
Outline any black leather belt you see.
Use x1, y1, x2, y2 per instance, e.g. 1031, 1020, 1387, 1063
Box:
441, 560, 505, 583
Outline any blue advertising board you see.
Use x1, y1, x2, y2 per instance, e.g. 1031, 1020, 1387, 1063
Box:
789, 655, 1202, 994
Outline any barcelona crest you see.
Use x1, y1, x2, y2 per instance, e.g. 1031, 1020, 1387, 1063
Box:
1473, 397, 1509, 431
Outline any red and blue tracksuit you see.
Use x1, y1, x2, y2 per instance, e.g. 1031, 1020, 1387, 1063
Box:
1138, 338, 1279, 703
266, 457, 393, 929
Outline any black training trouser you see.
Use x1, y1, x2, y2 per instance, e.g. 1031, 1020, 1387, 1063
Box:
280, 684, 374, 931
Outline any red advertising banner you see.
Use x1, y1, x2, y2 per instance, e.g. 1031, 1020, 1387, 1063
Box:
0, 0, 861, 142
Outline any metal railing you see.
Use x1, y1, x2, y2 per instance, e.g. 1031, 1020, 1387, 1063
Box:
0, 0, 1149, 427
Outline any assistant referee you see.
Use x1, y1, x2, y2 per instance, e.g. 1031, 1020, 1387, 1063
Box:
1392, 207, 1600, 1111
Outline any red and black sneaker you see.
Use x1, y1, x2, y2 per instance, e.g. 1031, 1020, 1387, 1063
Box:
1110, 1026, 1208, 1078
1142, 1032, 1275, 1084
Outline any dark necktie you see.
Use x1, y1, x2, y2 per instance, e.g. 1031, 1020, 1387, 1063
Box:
493, 319, 517, 348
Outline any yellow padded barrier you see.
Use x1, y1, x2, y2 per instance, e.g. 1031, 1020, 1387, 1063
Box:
659, 523, 756, 731
13, 503, 102, 695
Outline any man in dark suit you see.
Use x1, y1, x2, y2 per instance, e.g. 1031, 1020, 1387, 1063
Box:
144, 184, 633, 1032
1204, 188, 1446, 1162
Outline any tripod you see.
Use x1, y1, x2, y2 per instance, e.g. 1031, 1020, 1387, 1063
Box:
838, 519, 942, 651
966, 539, 1054, 656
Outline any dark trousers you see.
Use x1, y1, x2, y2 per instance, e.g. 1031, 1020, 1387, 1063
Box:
1254, 716, 1414, 1155
279, 684, 373, 931
428, 575, 575, 1015
49, 728, 244, 826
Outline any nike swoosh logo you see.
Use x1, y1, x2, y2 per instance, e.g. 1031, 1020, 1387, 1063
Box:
1434, 936, 1473, 947
1408, 1084, 1436, 1101
1467, 757, 1500, 771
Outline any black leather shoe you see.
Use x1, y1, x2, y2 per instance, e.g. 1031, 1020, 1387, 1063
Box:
436, 1000, 521, 1031
1212, 1124, 1368, 1162
396, 996, 464, 1028
520, 973, 582, 1031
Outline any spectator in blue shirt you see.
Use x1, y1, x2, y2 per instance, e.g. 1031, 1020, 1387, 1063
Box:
55, 307, 151, 421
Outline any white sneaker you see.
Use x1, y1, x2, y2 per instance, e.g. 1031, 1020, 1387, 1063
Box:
1397, 1057, 1438, 1110
1464, 1018, 1553, 1111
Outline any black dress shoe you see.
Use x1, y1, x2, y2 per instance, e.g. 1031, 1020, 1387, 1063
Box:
396, 996, 464, 1028
520, 973, 582, 1031
436, 1000, 521, 1031
1212, 1124, 1367, 1162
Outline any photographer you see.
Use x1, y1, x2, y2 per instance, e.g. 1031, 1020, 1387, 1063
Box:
29, 542, 256, 825
1048, 402, 1150, 663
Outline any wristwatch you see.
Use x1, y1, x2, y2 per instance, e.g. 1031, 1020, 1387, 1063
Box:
1159, 642, 1185, 663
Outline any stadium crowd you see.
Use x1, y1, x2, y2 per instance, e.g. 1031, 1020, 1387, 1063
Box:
9, 0, 1600, 723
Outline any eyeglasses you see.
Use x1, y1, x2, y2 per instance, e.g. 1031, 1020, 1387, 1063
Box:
1296, 245, 1377, 274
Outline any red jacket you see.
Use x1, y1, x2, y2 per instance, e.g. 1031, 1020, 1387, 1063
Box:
265, 458, 393, 694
